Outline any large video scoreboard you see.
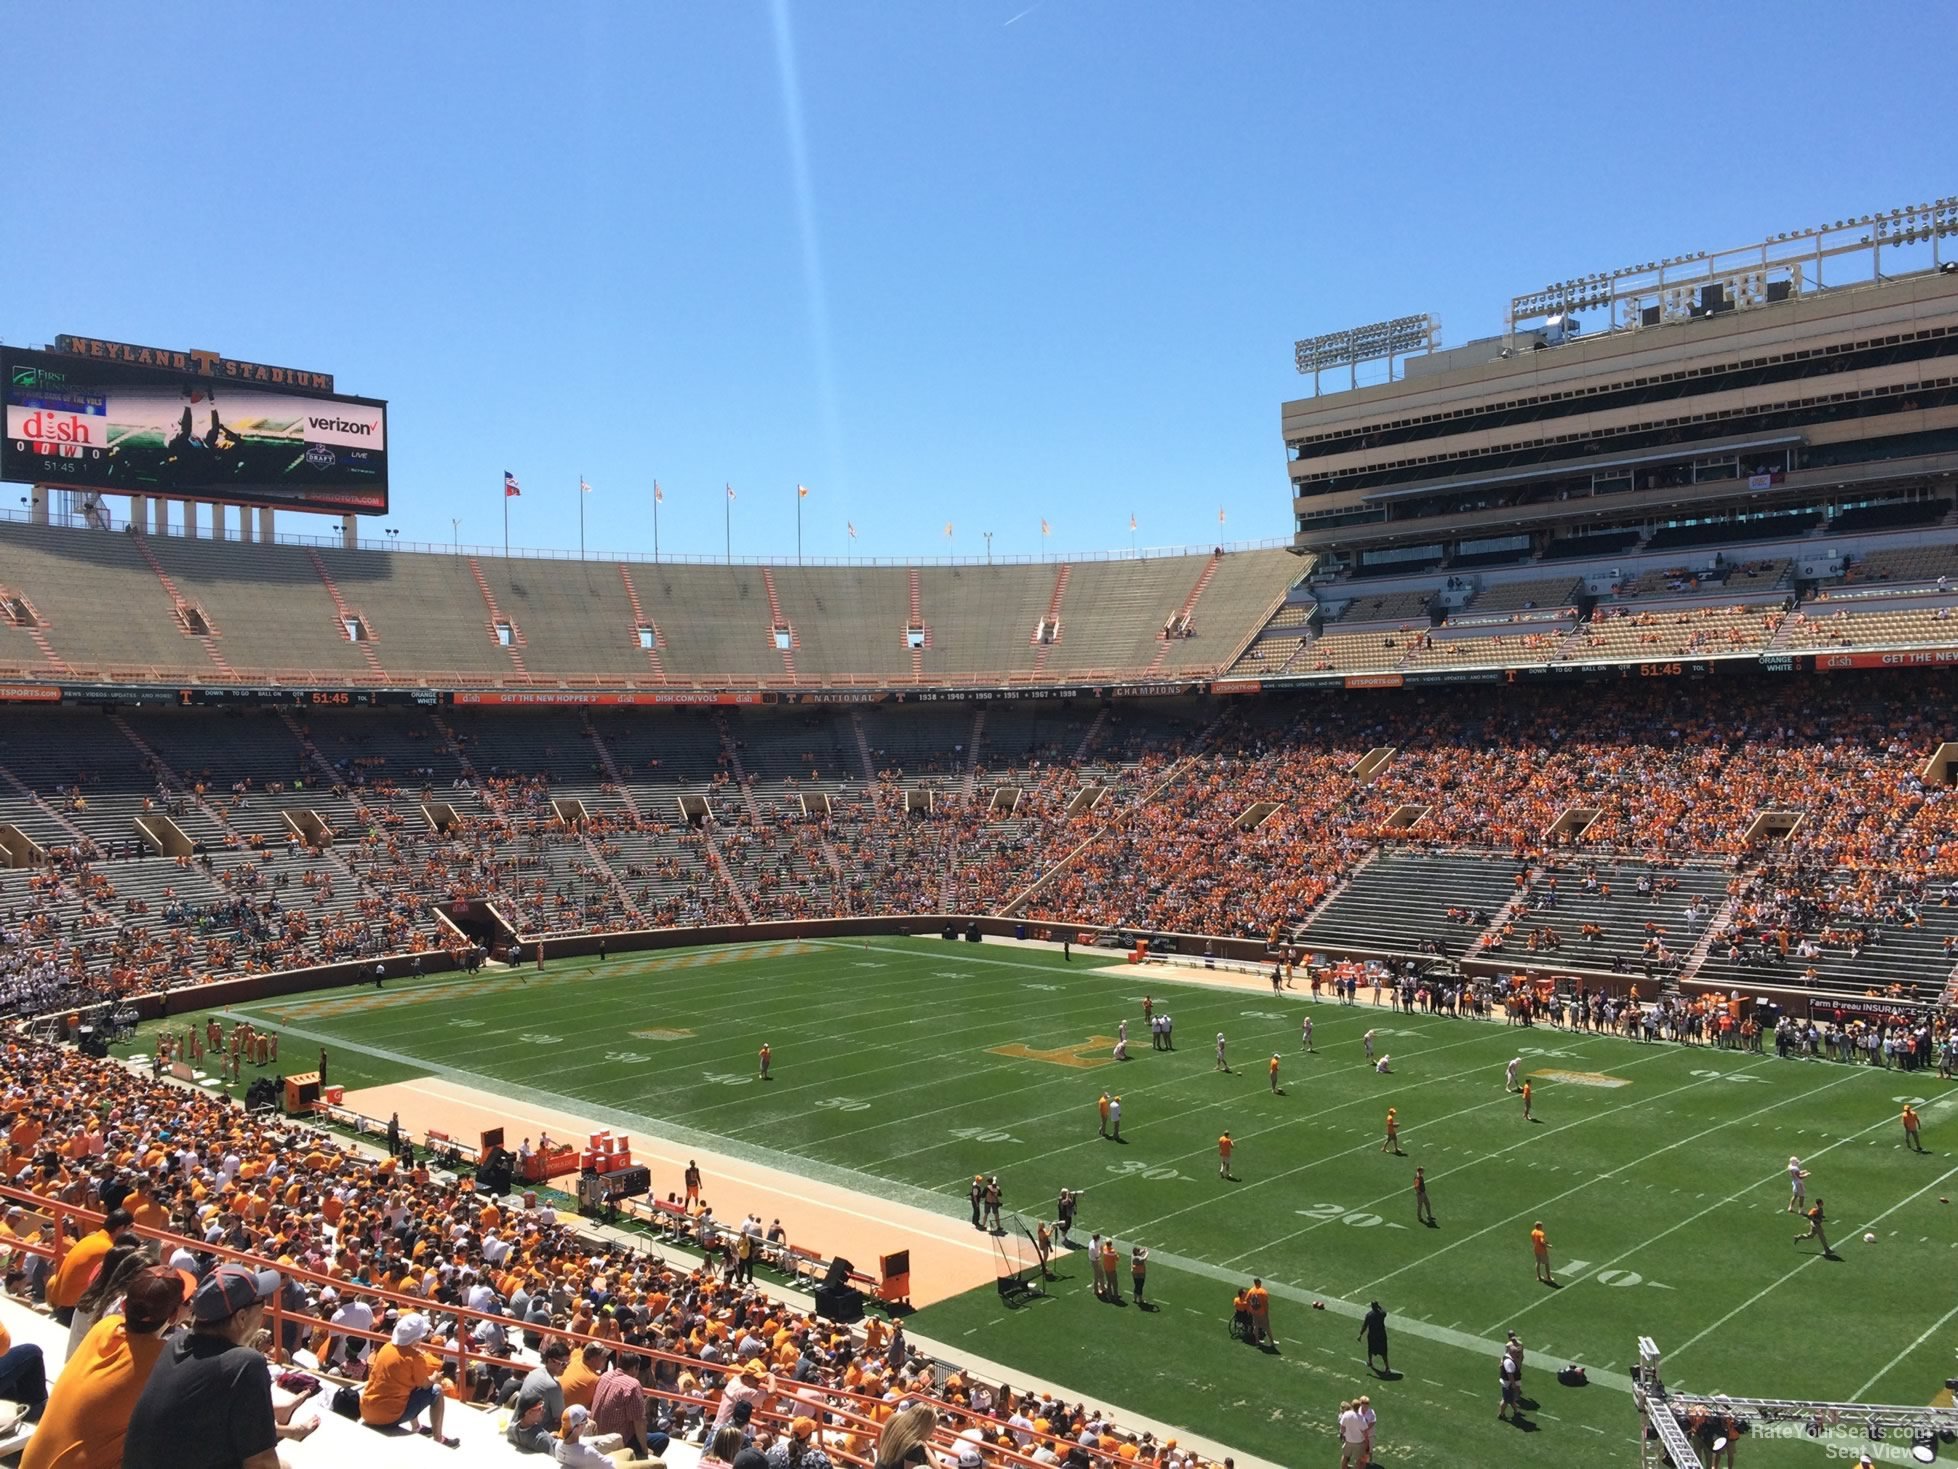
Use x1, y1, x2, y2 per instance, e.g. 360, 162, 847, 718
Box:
2, 336, 388, 515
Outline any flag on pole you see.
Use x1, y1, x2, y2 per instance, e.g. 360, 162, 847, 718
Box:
797, 484, 810, 499
944, 521, 953, 538
847, 521, 857, 540
726, 484, 737, 500
1040, 517, 1051, 536
1218, 506, 1226, 525
1129, 513, 1137, 532
580, 478, 592, 495
654, 481, 664, 503
503, 472, 522, 498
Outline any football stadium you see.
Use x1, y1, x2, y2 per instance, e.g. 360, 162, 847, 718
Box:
5, 23, 1958, 1469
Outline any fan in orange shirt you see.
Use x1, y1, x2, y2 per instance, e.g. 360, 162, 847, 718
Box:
1381, 1107, 1402, 1156
22, 1267, 185, 1469
1218, 1132, 1235, 1181
1531, 1221, 1554, 1285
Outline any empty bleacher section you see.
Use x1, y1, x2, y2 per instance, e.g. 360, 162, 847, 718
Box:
0, 522, 209, 679
144, 535, 377, 679
770, 565, 916, 682
1543, 528, 1641, 561
1460, 576, 1581, 615
311, 546, 520, 680
1834, 541, 1958, 589
0, 522, 1297, 688
474, 558, 650, 680
1322, 585, 1435, 625
1299, 852, 1523, 959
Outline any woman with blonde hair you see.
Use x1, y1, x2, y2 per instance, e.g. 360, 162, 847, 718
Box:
874, 1404, 940, 1468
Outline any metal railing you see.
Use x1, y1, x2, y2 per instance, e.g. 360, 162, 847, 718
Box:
0, 1179, 1099, 1469
2, 503, 1292, 569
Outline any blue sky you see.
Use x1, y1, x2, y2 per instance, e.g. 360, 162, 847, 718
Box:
4, 3, 1947, 562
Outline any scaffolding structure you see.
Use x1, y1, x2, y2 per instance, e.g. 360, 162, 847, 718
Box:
1636, 1336, 1958, 1467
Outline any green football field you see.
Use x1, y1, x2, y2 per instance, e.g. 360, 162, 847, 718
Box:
122, 938, 1958, 1468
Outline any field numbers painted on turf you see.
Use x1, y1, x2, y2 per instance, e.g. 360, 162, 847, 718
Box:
1518, 1046, 1583, 1059
603, 1051, 650, 1065
1107, 1160, 1190, 1182
447, 1018, 485, 1028
1593, 1269, 1642, 1287
1023, 982, 1060, 991
700, 1071, 754, 1087
1893, 1096, 1929, 1106
1239, 1010, 1290, 1021
1688, 1069, 1766, 1084
1295, 1202, 1405, 1230
949, 1126, 1021, 1145
933, 971, 972, 980
518, 1033, 563, 1045
813, 1097, 872, 1113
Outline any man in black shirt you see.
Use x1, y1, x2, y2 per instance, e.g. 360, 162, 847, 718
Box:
124, 1263, 318, 1469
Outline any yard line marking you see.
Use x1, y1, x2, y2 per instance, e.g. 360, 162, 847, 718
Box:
1338, 1056, 1847, 1296
1200, 1051, 1769, 1271
1847, 1299, 1958, 1402
1672, 1161, 1958, 1361
1483, 1069, 1883, 1332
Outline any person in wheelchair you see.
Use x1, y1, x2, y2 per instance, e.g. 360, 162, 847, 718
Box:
1230, 1286, 1254, 1341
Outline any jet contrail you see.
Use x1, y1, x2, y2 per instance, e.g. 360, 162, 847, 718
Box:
1003, 1, 1045, 26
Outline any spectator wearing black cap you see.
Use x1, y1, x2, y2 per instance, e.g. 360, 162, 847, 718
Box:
123, 1262, 319, 1469
21, 1265, 185, 1469
507, 1336, 571, 1453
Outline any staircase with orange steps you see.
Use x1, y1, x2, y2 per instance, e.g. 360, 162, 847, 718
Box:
131, 532, 234, 679
304, 550, 388, 678
0, 585, 69, 675
760, 569, 797, 680
907, 569, 928, 682
1030, 563, 1071, 676
1145, 551, 1221, 676
615, 566, 668, 681
466, 558, 528, 679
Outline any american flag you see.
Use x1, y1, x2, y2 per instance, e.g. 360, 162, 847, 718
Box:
847, 521, 857, 540
654, 481, 664, 504
504, 472, 521, 498
580, 478, 592, 495
726, 483, 736, 501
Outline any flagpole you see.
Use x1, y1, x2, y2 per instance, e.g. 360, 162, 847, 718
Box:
653, 483, 661, 563
725, 488, 731, 564
578, 473, 585, 560
796, 485, 802, 565
503, 486, 509, 560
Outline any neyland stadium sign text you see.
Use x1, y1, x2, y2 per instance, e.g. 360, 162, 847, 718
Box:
51, 335, 333, 392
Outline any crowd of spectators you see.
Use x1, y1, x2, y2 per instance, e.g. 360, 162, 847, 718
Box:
2, 676, 1956, 1021
0, 1033, 1236, 1469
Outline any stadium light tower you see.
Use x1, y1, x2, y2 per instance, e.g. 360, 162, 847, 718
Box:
1293, 313, 1440, 395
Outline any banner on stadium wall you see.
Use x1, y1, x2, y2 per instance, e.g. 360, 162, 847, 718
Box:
0, 685, 61, 702
1813, 647, 1958, 671
449, 690, 768, 707
1343, 673, 1404, 689
1209, 680, 1263, 695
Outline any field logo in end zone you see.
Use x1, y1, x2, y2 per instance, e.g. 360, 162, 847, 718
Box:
1530, 1068, 1630, 1088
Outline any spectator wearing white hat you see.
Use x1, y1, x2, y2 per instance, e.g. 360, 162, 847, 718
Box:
360, 1311, 456, 1445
